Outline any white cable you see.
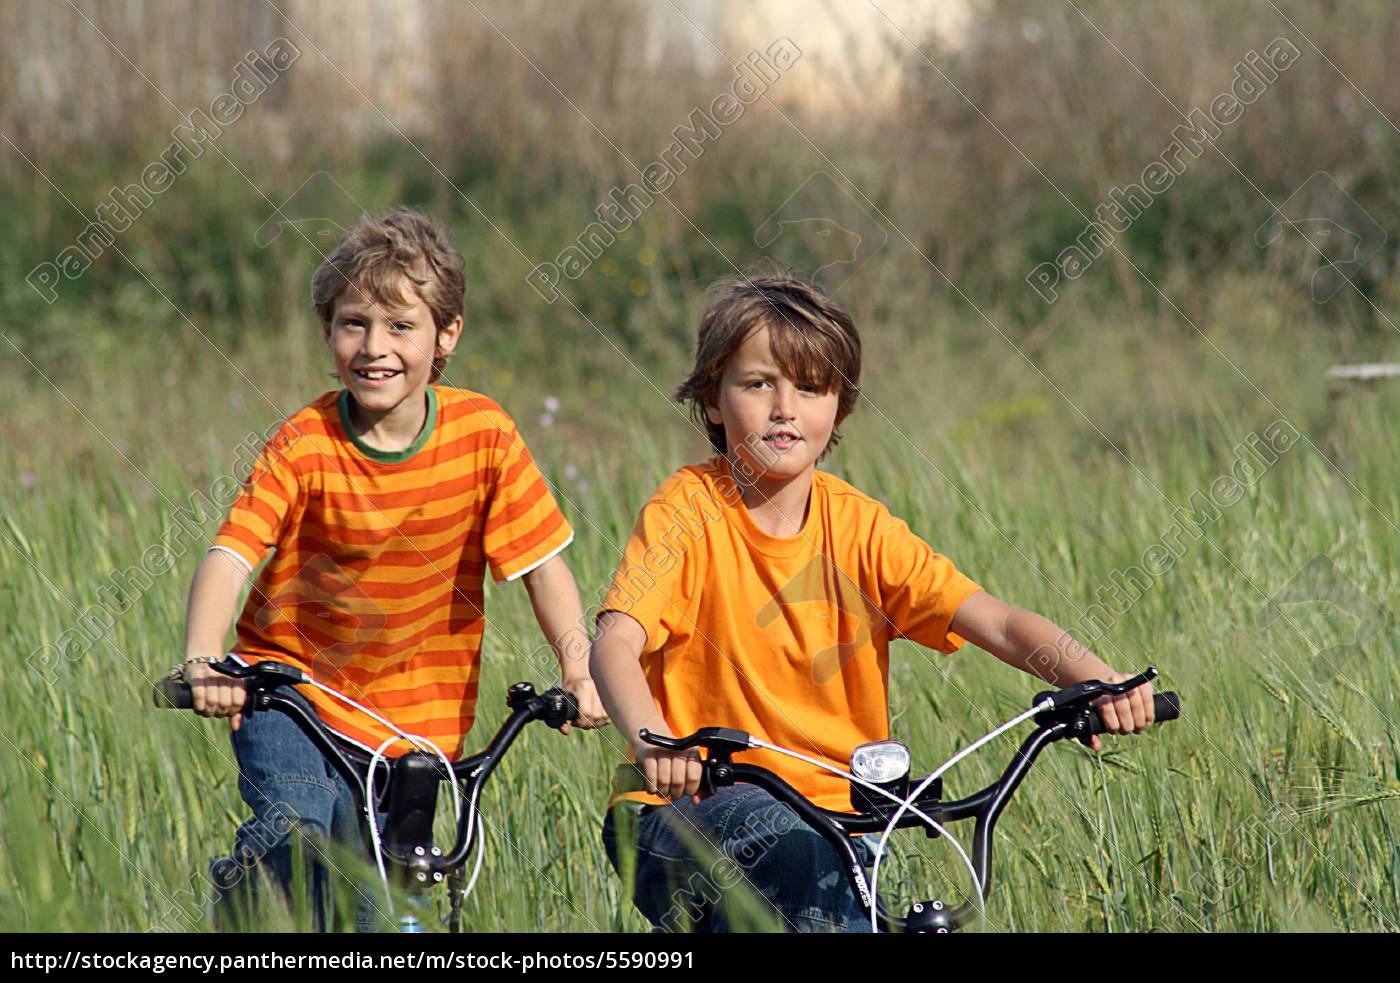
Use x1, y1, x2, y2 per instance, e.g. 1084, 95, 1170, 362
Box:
865, 699, 1052, 933
460, 781, 489, 905
365, 732, 460, 907
746, 736, 985, 932
364, 735, 403, 901
306, 676, 465, 915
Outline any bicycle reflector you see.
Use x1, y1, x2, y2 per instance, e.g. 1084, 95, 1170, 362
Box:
850, 741, 912, 813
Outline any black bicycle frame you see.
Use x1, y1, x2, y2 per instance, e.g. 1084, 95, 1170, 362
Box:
156, 662, 576, 931
636, 675, 1179, 933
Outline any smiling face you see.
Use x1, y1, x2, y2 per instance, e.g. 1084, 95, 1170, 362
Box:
706, 325, 841, 485
323, 281, 461, 414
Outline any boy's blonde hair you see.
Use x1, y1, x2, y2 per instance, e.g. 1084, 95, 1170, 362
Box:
312, 209, 465, 383
674, 271, 862, 457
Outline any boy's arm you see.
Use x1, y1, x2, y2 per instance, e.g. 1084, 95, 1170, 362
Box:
182, 549, 253, 730
520, 554, 609, 731
590, 611, 702, 802
949, 590, 1154, 749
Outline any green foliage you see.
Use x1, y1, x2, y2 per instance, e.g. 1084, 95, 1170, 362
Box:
4, 0, 1400, 933
3, 286, 1397, 930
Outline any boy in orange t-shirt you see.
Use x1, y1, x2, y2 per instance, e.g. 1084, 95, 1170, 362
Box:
182, 209, 607, 928
591, 273, 1155, 933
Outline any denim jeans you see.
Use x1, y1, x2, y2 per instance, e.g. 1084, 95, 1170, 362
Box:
211, 689, 386, 931
602, 784, 875, 933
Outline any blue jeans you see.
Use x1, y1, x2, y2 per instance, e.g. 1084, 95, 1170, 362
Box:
211, 690, 386, 931
602, 785, 875, 933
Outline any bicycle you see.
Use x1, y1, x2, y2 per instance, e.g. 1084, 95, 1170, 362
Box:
624, 668, 1180, 933
153, 658, 578, 933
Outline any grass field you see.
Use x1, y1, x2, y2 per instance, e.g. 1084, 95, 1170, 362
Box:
5, 0, 1400, 931
3, 268, 1398, 932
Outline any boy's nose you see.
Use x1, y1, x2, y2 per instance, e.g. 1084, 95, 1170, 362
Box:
361, 323, 389, 356
771, 384, 797, 419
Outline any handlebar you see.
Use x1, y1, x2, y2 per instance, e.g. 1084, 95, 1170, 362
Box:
153, 658, 579, 879
154, 660, 579, 738
1088, 691, 1179, 735
634, 670, 1180, 933
153, 659, 301, 709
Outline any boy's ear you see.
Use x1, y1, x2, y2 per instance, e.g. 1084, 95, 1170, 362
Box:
704, 399, 723, 426
436, 315, 464, 357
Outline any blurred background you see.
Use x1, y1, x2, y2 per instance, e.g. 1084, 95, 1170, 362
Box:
5, 0, 1400, 474
2, 0, 1398, 933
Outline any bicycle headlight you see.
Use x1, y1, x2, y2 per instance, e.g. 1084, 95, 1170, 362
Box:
849, 741, 911, 785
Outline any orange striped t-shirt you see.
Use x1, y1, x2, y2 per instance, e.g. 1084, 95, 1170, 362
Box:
210, 385, 573, 758
602, 457, 983, 812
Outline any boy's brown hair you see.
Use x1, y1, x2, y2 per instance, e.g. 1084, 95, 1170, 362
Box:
312, 208, 466, 383
674, 271, 861, 456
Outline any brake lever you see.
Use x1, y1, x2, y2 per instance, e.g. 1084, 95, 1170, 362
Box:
210, 659, 309, 689
206, 660, 252, 678
1033, 666, 1159, 715
638, 726, 753, 753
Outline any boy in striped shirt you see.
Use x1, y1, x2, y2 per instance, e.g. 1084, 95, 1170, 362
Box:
181, 209, 607, 926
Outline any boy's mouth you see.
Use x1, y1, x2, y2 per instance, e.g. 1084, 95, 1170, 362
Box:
762, 428, 801, 451
353, 367, 402, 386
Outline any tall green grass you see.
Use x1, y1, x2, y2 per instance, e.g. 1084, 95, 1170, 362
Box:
7, 0, 1400, 933
3, 270, 1397, 930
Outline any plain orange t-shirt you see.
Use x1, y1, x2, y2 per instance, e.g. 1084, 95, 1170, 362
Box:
601, 456, 983, 812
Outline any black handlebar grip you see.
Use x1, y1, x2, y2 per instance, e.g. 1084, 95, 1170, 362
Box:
153, 674, 194, 710
533, 687, 581, 729
559, 690, 581, 725
1088, 692, 1180, 735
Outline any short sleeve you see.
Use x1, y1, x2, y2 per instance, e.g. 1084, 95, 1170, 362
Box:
599, 499, 688, 652
482, 417, 573, 582
210, 421, 304, 573
876, 511, 983, 653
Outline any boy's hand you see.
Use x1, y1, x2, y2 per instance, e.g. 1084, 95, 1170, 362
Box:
1087, 671, 1155, 752
560, 674, 611, 733
185, 660, 248, 732
636, 739, 704, 803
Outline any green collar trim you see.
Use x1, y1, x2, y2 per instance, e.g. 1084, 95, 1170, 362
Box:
338, 386, 438, 463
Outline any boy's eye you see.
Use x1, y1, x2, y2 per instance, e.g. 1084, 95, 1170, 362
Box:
393, 322, 413, 332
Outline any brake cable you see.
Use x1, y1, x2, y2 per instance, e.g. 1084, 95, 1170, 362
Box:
302, 676, 471, 917
742, 736, 987, 930
865, 698, 1052, 933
